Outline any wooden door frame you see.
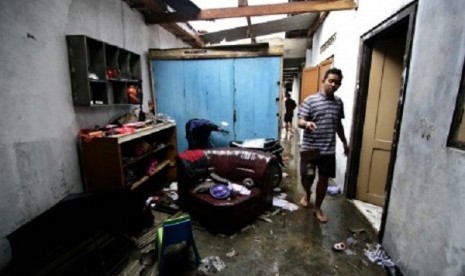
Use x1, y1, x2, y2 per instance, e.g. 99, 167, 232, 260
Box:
344, 2, 417, 241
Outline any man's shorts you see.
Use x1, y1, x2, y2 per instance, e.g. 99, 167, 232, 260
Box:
284, 113, 293, 123
300, 154, 336, 178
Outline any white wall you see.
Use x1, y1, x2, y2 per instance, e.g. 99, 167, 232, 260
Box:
311, 0, 465, 274
308, 0, 413, 188
0, 0, 187, 269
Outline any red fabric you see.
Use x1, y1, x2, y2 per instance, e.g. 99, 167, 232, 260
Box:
179, 150, 205, 162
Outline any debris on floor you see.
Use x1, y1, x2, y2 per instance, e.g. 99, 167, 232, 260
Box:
332, 242, 346, 252
272, 197, 299, 211
327, 186, 341, 195
226, 249, 238, 258
145, 184, 181, 214
364, 243, 396, 268
258, 214, 273, 223
197, 256, 226, 275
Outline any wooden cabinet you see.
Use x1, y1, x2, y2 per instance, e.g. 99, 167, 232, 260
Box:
66, 35, 142, 106
79, 122, 177, 192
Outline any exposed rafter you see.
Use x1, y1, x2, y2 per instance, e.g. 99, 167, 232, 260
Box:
123, 0, 204, 47
307, 11, 329, 37
145, 0, 357, 24
239, 0, 256, 43
201, 13, 317, 44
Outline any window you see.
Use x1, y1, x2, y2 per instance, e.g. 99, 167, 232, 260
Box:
448, 59, 465, 149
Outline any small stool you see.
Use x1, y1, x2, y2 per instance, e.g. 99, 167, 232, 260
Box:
156, 214, 201, 275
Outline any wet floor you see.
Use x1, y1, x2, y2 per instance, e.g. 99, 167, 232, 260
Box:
127, 131, 388, 276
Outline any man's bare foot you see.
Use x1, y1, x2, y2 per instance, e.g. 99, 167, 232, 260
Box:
299, 196, 309, 207
299, 196, 312, 208
312, 208, 328, 223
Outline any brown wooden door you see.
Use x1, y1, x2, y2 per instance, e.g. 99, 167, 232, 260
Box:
318, 58, 333, 91
300, 58, 334, 104
356, 37, 405, 206
300, 66, 319, 103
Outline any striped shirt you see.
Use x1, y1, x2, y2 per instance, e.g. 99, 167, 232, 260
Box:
298, 92, 344, 155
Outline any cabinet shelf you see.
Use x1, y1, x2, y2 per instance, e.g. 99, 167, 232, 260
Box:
66, 35, 142, 107
89, 79, 106, 84
79, 122, 177, 192
123, 144, 169, 168
129, 159, 171, 190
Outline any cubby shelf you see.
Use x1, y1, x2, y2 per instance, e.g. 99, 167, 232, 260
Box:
66, 35, 142, 107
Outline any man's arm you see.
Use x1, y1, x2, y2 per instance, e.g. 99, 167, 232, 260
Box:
337, 120, 350, 156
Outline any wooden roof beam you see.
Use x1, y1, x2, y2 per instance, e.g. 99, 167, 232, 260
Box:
123, 0, 204, 47
239, 0, 256, 43
145, 0, 357, 24
307, 11, 329, 37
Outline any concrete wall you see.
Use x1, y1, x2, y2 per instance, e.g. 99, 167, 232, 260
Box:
311, 0, 465, 274
0, 0, 187, 269
383, 1, 465, 275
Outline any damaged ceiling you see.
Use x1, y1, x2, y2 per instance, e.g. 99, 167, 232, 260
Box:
122, 0, 357, 83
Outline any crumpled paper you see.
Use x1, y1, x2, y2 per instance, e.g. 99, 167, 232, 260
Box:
364, 243, 395, 267
272, 197, 299, 211
197, 256, 226, 275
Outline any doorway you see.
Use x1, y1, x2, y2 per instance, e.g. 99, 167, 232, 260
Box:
346, 3, 417, 239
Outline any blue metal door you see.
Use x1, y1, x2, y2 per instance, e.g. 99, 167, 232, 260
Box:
152, 56, 280, 152
233, 57, 281, 140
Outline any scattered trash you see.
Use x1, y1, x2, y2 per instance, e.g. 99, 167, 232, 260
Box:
145, 196, 159, 208
332, 242, 346, 252
273, 187, 282, 193
282, 172, 289, 178
197, 256, 226, 275
145, 191, 179, 214
169, 182, 178, 190
231, 183, 251, 195
327, 186, 341, 195
276, 192, 287, 200
346, 236, 358, 247
166, 191, 179, 201
364, 243, 396, 268
240, 224, 256, 233
226, 249, 238, 258
258, 215, 273, 223
272, 197, 299, 211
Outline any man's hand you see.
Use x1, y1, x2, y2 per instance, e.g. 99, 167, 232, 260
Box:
343, 144, 350, 156
305, 121, 317, 131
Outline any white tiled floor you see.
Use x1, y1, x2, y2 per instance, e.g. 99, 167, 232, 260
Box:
350, 199, 383, 233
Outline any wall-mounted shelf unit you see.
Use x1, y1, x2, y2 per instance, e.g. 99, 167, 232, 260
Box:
79, 122, 177, 193
66, 35, 142, 107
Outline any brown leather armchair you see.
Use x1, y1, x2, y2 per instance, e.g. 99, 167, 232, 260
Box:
176, 148, 280, 234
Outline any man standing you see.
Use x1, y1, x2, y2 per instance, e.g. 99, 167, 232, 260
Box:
297, 68, 349, 223
284, 92, 297, 137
